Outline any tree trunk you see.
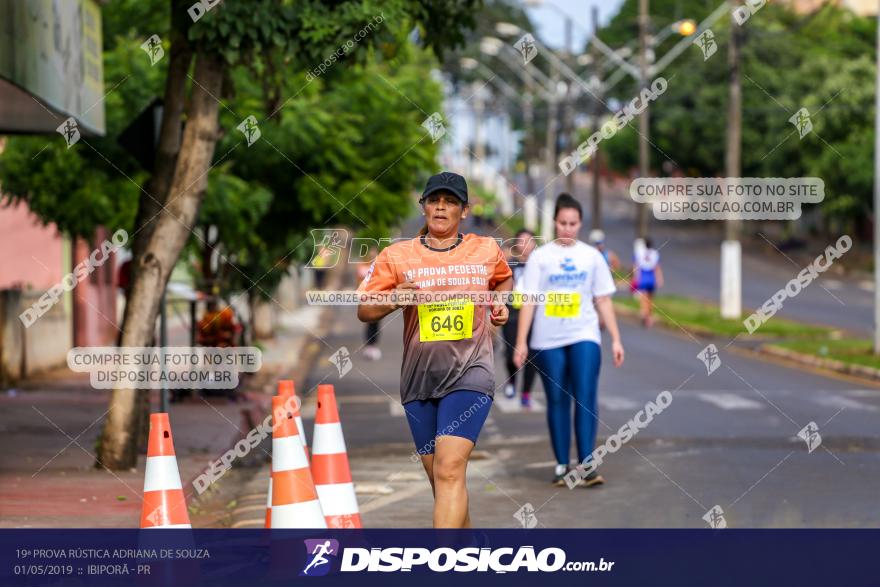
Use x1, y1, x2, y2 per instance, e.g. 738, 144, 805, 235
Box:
131, 22, 192, 454
130, 27, 192, 261
97, 52, 225, 470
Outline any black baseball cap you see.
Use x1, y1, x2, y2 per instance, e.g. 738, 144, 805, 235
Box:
420, 171, 468, 205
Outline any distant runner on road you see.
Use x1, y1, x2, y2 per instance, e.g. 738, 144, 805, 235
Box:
514, 193, 625, 487
634, 238, 664, 328
357, 171, 513, 528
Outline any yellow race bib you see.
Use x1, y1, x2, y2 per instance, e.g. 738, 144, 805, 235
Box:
545, 292, 581, 318
418, 300, 475, 342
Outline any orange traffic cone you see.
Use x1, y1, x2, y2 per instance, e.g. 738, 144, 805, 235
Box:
264, 478, 273, 529
311, 384, 361, 528
140, 413, 191, 528
270, 395, 326, 528
266, 379, 310, 528
278, 379, 309, 457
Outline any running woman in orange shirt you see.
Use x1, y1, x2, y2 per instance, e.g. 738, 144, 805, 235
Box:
357, 171, 512, 528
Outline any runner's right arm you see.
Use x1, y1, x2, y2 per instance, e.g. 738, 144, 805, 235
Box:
357, 280, 418, 322
356, 248, 417, 322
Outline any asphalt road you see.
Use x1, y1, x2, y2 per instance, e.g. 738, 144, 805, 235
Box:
299, 298, 880, 528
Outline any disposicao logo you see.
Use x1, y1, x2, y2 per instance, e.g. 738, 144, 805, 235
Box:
301, 539, 340, 576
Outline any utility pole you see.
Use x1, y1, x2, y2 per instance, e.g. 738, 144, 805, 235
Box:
636, 0, 650, 240
473, 82, 486, 182
721, 10, 743, 319
591, 5, 603, 230
543, 64, 559, 241
874, 0, 880, 353
523, 77, 537, 232
523, 86, 535, 196
562, 15, 576, 196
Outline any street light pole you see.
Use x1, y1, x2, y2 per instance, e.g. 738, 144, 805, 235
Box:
473, 82, 486, 182
544, 61, 560, 241
721, 10, 743, 319
874, 0, 880, 353
563, 15, 576, 196
591, 5, 603, 230
636, 0, 650, 241
524, 81, 536, 197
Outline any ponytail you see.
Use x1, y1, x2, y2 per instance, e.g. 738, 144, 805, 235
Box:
554, 192, 582, 221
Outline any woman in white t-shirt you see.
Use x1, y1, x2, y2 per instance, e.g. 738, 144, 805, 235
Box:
514, 194, 625, 487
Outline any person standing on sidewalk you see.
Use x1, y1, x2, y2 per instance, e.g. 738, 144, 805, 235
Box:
514, 193, 625, 487
502, 229, 538, 408
357, 171, 513, 528
357, 246, 382, 360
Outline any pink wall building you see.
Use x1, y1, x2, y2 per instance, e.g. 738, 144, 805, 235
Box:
0, 200, 118, 367
0, 200, 66, 290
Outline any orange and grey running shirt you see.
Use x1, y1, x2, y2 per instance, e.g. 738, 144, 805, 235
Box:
357, 233, 512, 404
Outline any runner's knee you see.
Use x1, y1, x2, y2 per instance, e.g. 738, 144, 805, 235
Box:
432, 453, 467, 484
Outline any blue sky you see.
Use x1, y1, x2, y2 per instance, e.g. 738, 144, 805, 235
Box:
524, 0, 626, 50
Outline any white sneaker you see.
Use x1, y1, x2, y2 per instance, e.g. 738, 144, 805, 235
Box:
503, 383, 515, 398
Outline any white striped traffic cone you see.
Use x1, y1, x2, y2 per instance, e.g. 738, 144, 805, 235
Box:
266, 380, 309, 528
279, 379, 309, 458
140, 413, 191, 528
270, 395, 326, 528
264, 478, 272, 529
311, 384, 361, 528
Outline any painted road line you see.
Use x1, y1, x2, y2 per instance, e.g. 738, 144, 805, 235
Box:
697, 393, 764, 410
359, 482, 429, 514
813, 394, 878, 412
599, 397, 642, 411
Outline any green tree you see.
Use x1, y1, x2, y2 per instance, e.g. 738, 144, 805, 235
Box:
2, 0, 480, 469
96, 0, 479, 470
595, 1, 875, 234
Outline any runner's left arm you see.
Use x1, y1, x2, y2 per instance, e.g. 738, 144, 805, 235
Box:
595, 296, 624, 367
593, 256, 624, 367
489, 241, 514, 325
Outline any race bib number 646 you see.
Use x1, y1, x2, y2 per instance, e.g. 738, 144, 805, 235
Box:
418, 300, 475, 342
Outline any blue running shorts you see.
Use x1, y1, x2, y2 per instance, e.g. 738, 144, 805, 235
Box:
404, 390, 493, 455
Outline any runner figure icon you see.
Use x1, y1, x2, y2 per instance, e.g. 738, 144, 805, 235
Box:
302, 540, 335, 575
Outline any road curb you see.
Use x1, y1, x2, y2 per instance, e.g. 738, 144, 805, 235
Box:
761, 344, 880, 382
613, 297, 880, 387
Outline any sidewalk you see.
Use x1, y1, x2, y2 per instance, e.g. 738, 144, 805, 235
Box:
0, 304, 325, 528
